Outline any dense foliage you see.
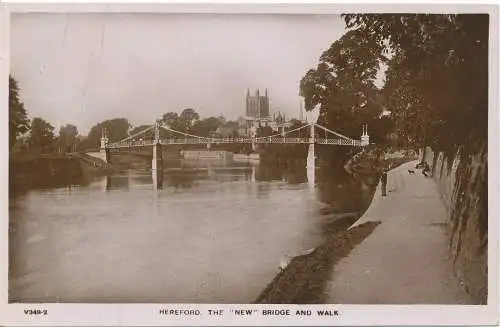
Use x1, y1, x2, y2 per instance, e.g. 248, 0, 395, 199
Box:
27, 117, 55, 153
300, 14, 488, 159
58, 124, 79, 153
346, 14, 488, 156
300, 29, 385, 139
9, 76, 30, 151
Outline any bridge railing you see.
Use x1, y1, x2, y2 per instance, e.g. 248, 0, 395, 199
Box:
107, 137, 365, 148
106, 122, 368, 149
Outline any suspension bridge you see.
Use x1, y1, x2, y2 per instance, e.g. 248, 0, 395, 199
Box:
88, 121, 370, 170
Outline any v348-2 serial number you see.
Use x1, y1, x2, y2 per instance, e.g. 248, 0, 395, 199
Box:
24, 309, 48, 315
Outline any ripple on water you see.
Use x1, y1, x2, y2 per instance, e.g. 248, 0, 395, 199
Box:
9, 162, 369, 303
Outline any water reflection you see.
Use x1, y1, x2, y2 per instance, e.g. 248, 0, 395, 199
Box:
103, 174, 130, 191
152, 169, 163, 190
165, 171, 198, 189
315, 167, 371, 214
9, 155, 374, 303
100, 160, 369, 213
307, 143, 316, 192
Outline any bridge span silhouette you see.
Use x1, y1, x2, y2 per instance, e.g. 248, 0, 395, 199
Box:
87, 121, 370, 171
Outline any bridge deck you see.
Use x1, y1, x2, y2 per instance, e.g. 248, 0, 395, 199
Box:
108, 137, 362, 149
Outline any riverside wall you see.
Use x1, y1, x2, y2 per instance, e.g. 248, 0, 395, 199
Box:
422, 146, 487, 304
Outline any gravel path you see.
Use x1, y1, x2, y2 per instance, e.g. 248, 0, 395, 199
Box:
326, 160, 474, 304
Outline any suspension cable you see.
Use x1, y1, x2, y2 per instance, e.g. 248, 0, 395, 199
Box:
253, 123, 313, 140
110, 124, 155, 145
314, 123, 354, 141
159, 125, 206, 139
113, 121, 352, 144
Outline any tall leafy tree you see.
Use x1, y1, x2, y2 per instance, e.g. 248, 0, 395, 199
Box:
162, 112, 179, 127
179, 108, 200, 131
191, 117, 223, 137
9, 75, 30, 151
58, 124, 79, 153
28, 117, 55, 153
299, 29, 385, 139
342, 14, 488, 154
180, 108, 199, 124
161, 111, 186, 133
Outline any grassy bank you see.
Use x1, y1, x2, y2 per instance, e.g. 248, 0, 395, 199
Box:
255, 219, 381, 303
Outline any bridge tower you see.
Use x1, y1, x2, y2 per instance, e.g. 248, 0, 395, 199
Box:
307, 122, 316, 187
308, 122, 316, 157
152, 121, 163, 172
309, 122, 315, 145
100, 129, 110, 163
361, 124, 370, 146
250, 124, 257, 152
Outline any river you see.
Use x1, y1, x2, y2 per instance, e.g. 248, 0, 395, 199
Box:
8, 158, 372, 303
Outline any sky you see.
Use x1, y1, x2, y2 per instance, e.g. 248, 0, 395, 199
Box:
11, 13, 348, 135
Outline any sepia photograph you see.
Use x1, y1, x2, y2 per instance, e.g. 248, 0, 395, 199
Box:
6, 5, 492, 313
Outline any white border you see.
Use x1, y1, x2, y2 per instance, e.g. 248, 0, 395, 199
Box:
1, 2, 499, 326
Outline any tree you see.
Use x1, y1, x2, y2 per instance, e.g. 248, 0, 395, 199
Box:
299, 29, 384, 140
299, 29, 386, 163
162, 112, 179, 127
224, 120, 239, 129
342, 14, 488, 154
58, 124, 79, 153
9, 75, 30, 151
367, 115, 396, 145
191, 117, 223, 137
28, 117, 55, 153
179, 108, 200, 131
162, 111, 187, 133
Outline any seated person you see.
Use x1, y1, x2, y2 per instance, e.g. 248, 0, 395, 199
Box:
422, 162, 431, 177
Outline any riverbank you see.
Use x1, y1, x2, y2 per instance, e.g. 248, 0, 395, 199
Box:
254, 147, 418, 304
9, 154, 109, 193
254, 217, 380, 303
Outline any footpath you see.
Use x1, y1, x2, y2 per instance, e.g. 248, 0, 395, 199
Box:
326, 160, 473, 304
